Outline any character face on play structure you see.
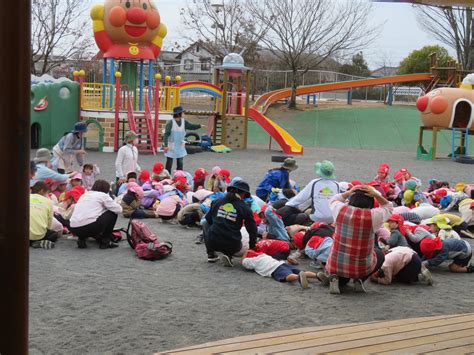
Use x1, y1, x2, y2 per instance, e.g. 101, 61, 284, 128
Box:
417, 88, 474, 129
104, 0, 161, 43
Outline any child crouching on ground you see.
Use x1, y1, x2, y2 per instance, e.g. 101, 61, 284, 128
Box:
421, 237, 473, 273
121, 182, 156, 219
380, 214, 409, 250
30, 182, 61, 249
242, 250, 316, 289
371, 246, 433, 285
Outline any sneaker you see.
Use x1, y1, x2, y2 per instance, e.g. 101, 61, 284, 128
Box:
186, 224, 201, 230
309, 261, 323, 269
460, 230, 474, 239
329, 275, 340, 294
467, 264, 474, 273
221, 254, 234, 267
354, 279, 367, 293
195, 234, 204, 245
99, 242, 119, 249
317, 271, 330, 286
207, 253, 219, 263
77, 239, 87, 249
31, 240, 55, 249
418, 263, 434, 285
299, 271, 310, 289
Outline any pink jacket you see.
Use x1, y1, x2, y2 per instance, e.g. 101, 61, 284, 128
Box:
371, 246, 417, 285
156, 195, 184, 217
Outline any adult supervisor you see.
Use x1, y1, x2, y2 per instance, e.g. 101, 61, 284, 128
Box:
285, 160, 340, 224
115, 130, 141, 184
31, 148, 76, 185
52, 122, 88, 173
163, 106, 203, 173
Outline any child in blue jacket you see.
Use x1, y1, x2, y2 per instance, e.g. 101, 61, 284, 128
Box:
420, 237, 473, 273
256, 158, 298, 201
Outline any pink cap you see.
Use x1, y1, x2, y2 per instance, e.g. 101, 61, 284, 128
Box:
71, 173, 82, 180
211, 166, 221, 176
126, 182, 144, 199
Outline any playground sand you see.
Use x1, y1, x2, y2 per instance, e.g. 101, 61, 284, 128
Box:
29, 147, 474, 354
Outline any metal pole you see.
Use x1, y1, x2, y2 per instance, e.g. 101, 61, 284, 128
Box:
148, 60, 153, 105
109, 58, 115, 108
102, 59, 107, 109
0, 1, 30, 354
139, 60, 144, 111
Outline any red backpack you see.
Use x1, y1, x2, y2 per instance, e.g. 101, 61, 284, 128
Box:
126, 220, 173, 261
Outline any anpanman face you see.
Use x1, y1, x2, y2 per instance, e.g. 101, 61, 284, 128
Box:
104, 0, 161, 43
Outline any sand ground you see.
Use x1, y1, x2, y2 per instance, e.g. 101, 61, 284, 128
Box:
29, 147, 474, 354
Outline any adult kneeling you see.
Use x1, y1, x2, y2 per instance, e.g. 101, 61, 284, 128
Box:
325, 186, 393, 294
70, 180, 123, 249
204, 179, 258, 267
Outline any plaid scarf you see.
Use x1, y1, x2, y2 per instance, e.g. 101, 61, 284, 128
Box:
326, 205, 376, 279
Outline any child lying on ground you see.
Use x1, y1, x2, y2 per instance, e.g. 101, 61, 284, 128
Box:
421, 237, 473, 273
121, 182, 156, 219
242, 250, 316, 289
258, 205, 291, 242
425, 215, 462, 241
254, 239, 293, 262
371, 246, 433, 285
155, 186, 186, 223
292, 224, 334, 267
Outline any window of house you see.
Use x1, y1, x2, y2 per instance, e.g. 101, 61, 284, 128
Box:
196, 44, 200, 53
184, 59, 194, 71
201, 60, 211, 71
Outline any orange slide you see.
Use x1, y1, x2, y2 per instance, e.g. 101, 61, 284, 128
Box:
249, 73, 433, 155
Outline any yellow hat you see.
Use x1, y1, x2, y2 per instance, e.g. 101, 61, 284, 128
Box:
455, 182, 466, 192
425, 215, 452, 230
404, 190, 414, 204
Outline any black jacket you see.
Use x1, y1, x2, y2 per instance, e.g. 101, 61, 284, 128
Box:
205, 194, 258, 248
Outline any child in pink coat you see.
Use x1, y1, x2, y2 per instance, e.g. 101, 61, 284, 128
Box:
371, 247, 433, 285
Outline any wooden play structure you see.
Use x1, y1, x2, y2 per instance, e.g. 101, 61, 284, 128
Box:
166, 313, 474, 354
416, 54, 474, 160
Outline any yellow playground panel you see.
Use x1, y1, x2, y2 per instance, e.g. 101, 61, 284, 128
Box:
81, 81, 180, 113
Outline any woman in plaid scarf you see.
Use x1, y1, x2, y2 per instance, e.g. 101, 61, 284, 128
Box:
322, 186, 393, 294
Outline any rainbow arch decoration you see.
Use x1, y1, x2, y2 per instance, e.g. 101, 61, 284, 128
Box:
178, 81, 223, 98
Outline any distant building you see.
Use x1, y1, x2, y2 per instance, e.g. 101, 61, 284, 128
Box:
175, 41, 223, 72
371, 66, 400, 78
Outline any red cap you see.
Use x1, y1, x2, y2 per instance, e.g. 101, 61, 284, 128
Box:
381, 183, 394, 194
153, 163, 164, 174
420, 237, 443, 259
64, 186, 85, 203
350, 180, 362, 188
378, 163, 390, 174
193, 168, 209, 180
174, 176, 187, 185
434, 189, 448, 198
388, 214, 406, 235
245, 250, 263, 258
471, 201, 474, 208
44, 178, 54, 185
310, 222, 327, 230
394, 171, 405, 181
219, 169, 231, 183
293, 231, 305, 250
139, 170, 151, 182
400, 168, 408, 174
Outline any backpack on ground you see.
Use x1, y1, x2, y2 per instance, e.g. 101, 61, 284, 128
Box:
125, 219, 173, 261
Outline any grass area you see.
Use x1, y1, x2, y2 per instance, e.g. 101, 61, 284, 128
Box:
248, 106, 473, 155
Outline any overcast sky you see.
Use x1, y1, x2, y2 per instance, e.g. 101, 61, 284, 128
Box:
90, 0, 450, 70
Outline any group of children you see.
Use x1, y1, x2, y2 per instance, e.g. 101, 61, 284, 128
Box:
29, 151, 474, 293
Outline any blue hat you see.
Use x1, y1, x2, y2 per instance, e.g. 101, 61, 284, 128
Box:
173, 106, 185, 115
74, 122, 88, 133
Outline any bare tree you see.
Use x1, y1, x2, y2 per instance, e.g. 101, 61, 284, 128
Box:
31, 0, 93, 76
416, 5, 472, 70
180, 0, 268, 65
247, 0, 378, 108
